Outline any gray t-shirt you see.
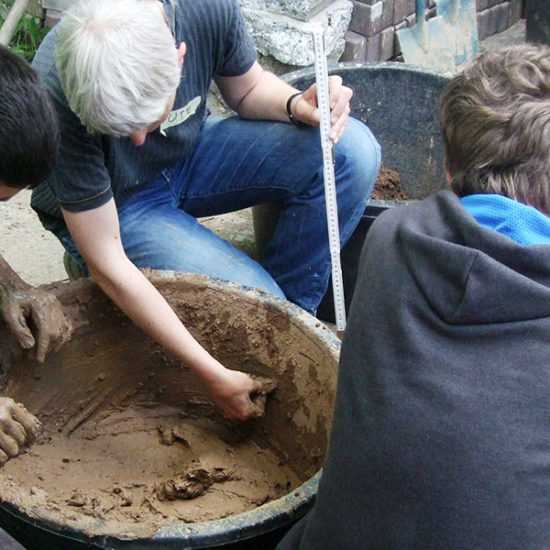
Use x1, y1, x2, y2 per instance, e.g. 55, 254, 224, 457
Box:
31, 0, 257, 235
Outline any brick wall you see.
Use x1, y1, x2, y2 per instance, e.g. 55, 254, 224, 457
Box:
40, 0, 524, 65
476, 0, 523, 40
341, 0, 524, 62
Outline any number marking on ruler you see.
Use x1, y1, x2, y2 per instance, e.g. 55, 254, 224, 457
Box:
312, 28, 346, 335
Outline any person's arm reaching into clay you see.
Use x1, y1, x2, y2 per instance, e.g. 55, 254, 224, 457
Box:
215, 61, 352, 143
62, 200, 264, 421
0, 397, 41, 466
0, 255, 73, 362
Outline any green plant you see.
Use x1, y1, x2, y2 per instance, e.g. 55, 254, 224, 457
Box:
0, 0, 49, 61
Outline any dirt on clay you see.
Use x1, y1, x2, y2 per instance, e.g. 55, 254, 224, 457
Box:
371, 164, 408, 201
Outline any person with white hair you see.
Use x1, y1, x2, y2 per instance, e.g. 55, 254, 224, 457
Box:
30, 0, 381, 420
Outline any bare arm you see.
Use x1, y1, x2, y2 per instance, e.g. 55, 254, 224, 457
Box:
0, 255, 72, 362
62, 200, 264, 420
215, 60, 353, 142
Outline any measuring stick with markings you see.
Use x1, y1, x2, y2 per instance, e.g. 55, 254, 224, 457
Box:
312, 28, 346, 337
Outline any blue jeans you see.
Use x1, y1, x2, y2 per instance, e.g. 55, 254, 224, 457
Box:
62, 116, 381, 314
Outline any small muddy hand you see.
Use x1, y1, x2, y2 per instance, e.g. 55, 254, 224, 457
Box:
0, 286, 73, 362
249, 375, 278, 418
0, 397, 42, 466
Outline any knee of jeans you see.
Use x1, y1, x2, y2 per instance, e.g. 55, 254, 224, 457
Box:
335, 118, 382, 197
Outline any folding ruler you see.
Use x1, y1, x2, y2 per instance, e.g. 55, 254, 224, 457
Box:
312, 29, 346, 338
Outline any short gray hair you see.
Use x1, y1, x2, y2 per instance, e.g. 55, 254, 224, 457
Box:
440, 43, 550, 215
55, 0, 181, 136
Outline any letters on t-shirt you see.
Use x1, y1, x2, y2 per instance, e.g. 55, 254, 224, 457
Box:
160, 95, 201, 136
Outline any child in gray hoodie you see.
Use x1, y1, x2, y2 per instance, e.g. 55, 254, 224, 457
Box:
278, 42, 550, 550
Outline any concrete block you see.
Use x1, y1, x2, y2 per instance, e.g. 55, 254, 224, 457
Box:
477, 0, 490, 10
379, 25, 395, 60
393, 0, 415, 24
349, 0, 391, 37
340, 29, 368, 60
384, 0, 396, 29
477, 6, 499, 39
364, 32, 382, 61
394, 19, 407, 31
476, 9, 489, 40
243, 0, 353, 66
494, 3, 510, 33
508, 0, 523, 24
240, 0, 335, 22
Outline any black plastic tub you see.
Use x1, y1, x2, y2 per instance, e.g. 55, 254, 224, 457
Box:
316, 203, 391, 323
526, 0, 550, 46
270, 62, 453, 322
0, 273, 339, 550
0, 489, 314, 550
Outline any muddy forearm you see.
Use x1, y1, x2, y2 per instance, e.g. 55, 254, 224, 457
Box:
0, 254, 28, 293
0, 254, 72, 360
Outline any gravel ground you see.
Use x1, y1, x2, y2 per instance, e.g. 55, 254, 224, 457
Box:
0, 19, 526, 288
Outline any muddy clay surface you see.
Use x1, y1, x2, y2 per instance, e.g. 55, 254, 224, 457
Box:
0, 274, 339, 540
1, 403, 300, 539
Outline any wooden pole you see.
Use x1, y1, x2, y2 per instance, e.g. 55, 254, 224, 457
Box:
0, 0, 31, 46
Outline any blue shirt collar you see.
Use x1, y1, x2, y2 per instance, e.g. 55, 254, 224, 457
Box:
460, 194, 550, 246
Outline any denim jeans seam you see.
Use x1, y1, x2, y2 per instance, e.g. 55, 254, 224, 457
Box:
181, 183, 293, 202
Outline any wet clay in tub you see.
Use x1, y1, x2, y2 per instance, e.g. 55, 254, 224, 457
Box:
0, 273, 339, 540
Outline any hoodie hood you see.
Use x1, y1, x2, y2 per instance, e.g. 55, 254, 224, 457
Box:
391, 190, 550, 324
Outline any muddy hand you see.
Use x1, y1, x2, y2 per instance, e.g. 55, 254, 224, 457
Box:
1, 286, 73, 362
248, 375, 278, 418
0, 397, 42, 466
208, 369, 276, 421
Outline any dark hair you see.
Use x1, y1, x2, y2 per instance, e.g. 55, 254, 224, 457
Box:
0, 43, 59, 189
439, 43, 550, 215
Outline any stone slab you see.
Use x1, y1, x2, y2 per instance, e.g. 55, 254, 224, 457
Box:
243, 0, 353, 65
